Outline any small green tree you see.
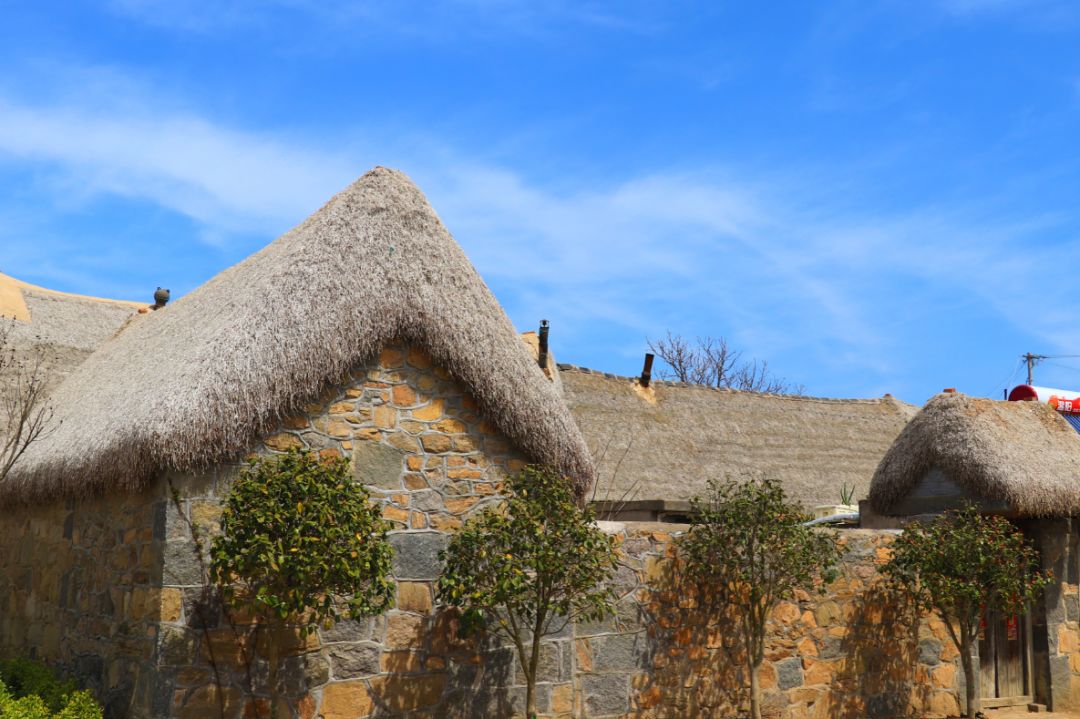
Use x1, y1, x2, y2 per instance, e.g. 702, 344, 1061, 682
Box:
881, 505, 1051, 718
678, 476, 840, 719
437, 465, 618, 719
210, 449, 394, 717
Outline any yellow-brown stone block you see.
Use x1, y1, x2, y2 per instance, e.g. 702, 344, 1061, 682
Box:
412, 398, 444, 421
373, 405, 396, 429
1061, 625, 1080, 654
265, 433, 302, 451
380, 347, 405, 368
420, 434, 452, 453
391, 385, 417, 406
444, 496, 480, 515
382, 506, 409, 523
551, 684, 574, 713
160, 587, 183, 623
397, 582, 433, 613
381, 651, 423, 673
368, 674, 445, 712
931, 663, 956, 689
385, 612, 426, 649
429, 514, 462, 531
434, 418, 467, 434
321, 680, 374, 719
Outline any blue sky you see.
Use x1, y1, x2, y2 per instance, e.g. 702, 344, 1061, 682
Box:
2, 1, 1080, 405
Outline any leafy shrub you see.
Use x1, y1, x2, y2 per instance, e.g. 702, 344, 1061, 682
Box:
678, 476, 840, 719
209, 449, 394, 716
0, 659, 101, 719
438, 464, 618, 719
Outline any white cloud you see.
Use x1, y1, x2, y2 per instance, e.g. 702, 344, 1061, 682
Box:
0, 100, 356, 236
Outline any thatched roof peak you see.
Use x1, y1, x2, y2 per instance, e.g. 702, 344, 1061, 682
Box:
869, 392, 1080, 517
5, 167, 595, 502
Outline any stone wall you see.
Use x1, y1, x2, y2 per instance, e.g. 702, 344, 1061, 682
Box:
620, 527, 962, 719
1027, 517, 1080, 712
0, 485, 168, 717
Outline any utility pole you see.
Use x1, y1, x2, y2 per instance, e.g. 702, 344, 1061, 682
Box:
1023, 353, 1047, 385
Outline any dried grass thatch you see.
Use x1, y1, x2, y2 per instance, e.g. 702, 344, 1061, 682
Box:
5, 167, 595, 502
869, 392, 1080, 517
0, 272, 142, 395
560, 365, 915, 509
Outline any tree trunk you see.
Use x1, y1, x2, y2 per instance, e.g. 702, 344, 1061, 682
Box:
526, 632, 541, 719
267, 626, 281, 719
960, 630, 979, 718
748, 658, 761, 719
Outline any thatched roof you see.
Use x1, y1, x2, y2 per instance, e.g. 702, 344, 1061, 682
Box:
560, 365, 916, 509
869, 392, 1080, 517
5, 167, 594, 501
0, 272, 142, 394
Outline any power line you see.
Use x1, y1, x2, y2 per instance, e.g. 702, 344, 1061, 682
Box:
988, 358, 1023, 397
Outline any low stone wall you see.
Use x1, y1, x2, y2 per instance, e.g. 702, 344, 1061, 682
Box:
157, 498, 968, 719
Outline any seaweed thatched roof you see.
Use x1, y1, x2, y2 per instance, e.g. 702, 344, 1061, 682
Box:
869, 392, 1080, 518
5, 167, 594, 502
560, 366, 915, 510
0, 272, 143, 393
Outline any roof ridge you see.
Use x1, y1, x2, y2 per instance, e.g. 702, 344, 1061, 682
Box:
556, 362, 904, 405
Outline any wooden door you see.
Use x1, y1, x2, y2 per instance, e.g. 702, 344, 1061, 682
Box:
979, 609, 1032, 706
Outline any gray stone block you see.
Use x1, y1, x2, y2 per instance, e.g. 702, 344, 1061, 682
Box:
590, 633, 647, 672
353, 441, 405, 489
514, 642, 560, 684
918, 638, 942, 666
776, 656, 803, 690
583, 673, 629, 715
320, 616, 379, 643
390, 532, 449, 579
327, 642, 381, 679
162, 541, 204, 586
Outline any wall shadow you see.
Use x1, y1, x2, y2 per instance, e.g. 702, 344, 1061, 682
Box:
824, 582, 925, 719
632, 554, 748, 718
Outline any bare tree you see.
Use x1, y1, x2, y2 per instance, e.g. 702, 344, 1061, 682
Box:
0, 319, 55, 482
647, 331, 803, 394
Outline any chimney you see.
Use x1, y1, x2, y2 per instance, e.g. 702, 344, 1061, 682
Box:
537, 320, 549, 370
640, 353, 655, 387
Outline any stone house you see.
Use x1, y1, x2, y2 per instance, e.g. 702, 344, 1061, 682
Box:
0, 167, 600, 718
868, 391, 1080, 712
562, 365, 915, 520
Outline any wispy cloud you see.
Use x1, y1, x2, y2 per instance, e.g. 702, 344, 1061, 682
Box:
0, 99, 355, 237
2, 64, 1079, 400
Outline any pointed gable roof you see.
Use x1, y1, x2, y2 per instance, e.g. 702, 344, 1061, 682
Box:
5, 167, 594, 501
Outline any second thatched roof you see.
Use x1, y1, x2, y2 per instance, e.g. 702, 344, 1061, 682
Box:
0, 272, 143, 394
5, 167, 595, 502
869, 392, 1080, 517
561, 366, 916, 509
